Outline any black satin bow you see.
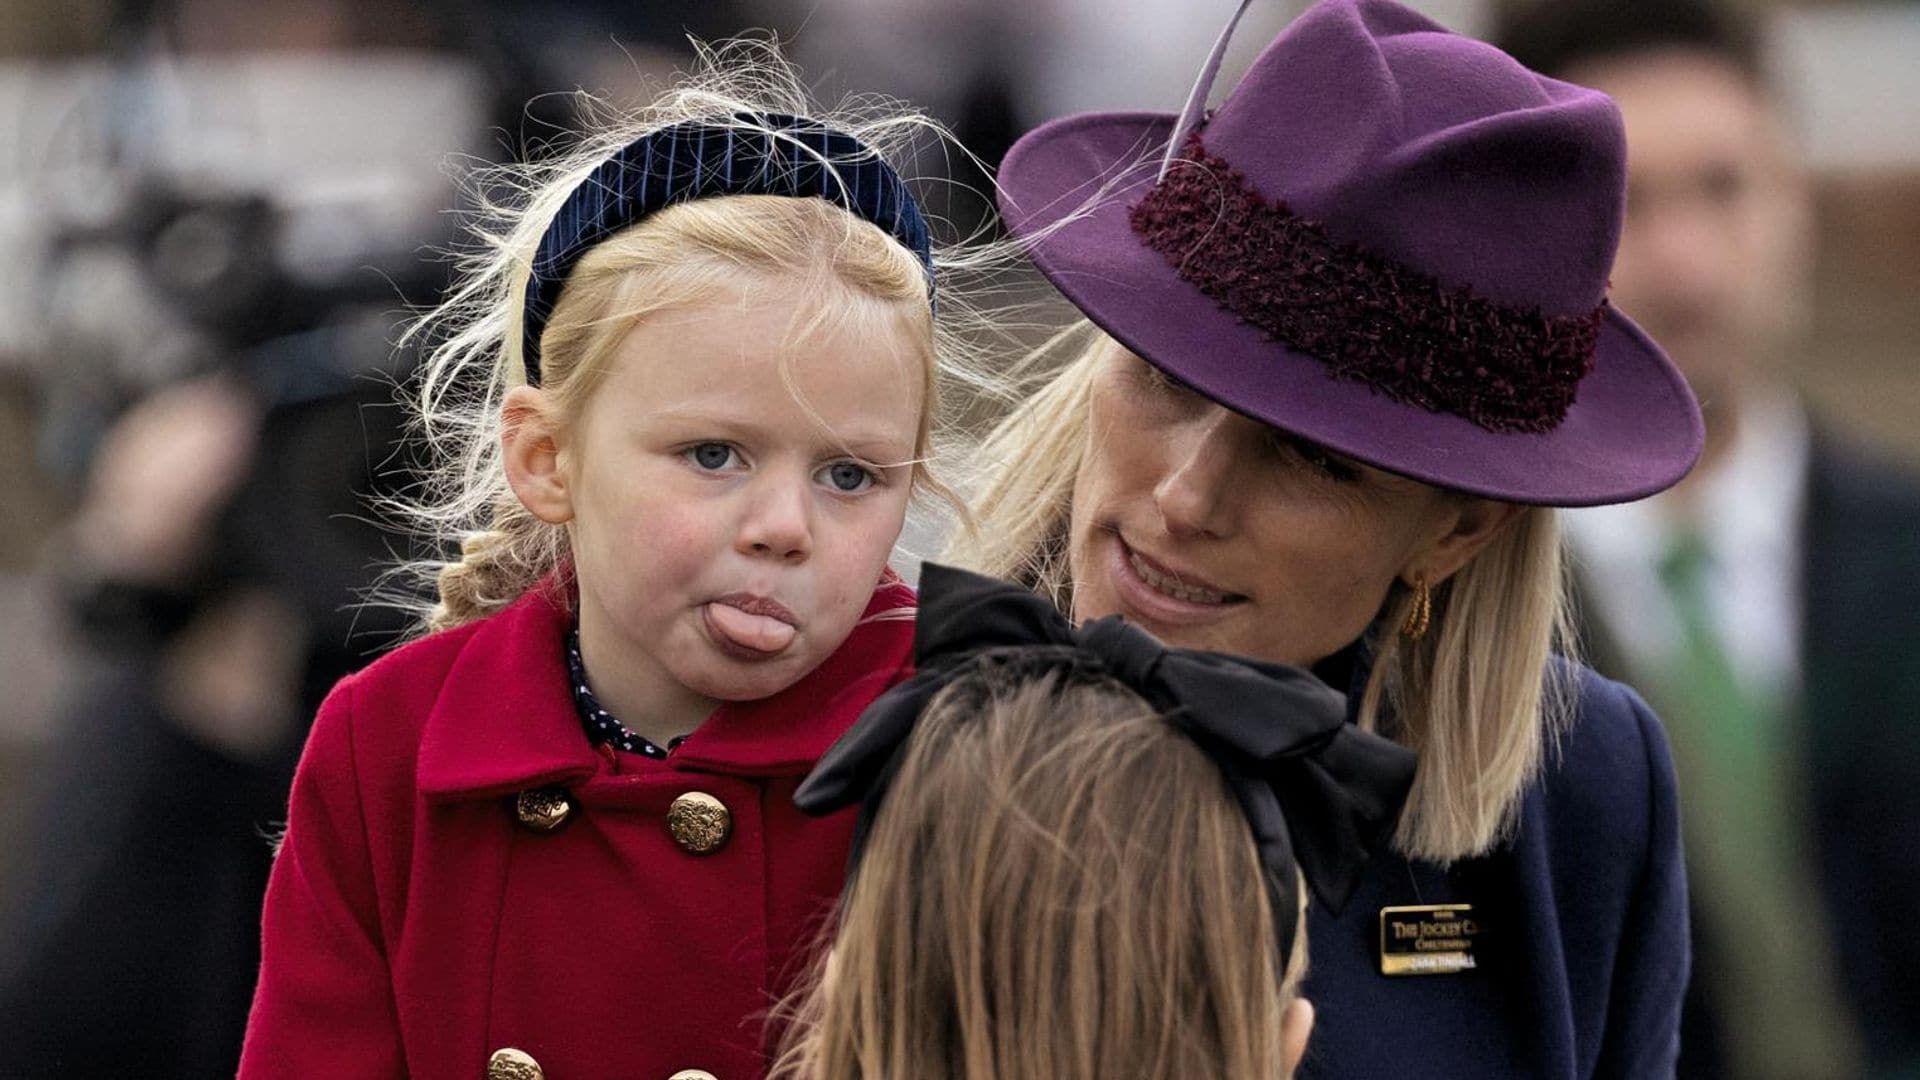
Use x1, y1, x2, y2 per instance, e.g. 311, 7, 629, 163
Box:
796, 563, 1419, 959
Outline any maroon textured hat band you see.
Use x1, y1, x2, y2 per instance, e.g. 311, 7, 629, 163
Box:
1128, 135, 1605, 434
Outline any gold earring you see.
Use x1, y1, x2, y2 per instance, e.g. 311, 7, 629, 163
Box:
1401, 574, 1432, 643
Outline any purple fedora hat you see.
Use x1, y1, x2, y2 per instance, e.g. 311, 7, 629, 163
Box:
997, 0, 1702, 506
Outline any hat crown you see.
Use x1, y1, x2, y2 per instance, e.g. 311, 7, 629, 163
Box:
1201, 0, 1625, 316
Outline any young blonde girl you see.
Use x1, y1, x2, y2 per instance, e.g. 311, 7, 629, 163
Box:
240, 42, 995, 1080
775, 563, 1418, 1080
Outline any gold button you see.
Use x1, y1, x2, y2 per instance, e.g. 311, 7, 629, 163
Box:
668, 1071, 719, 1080
514, 789, 571, 832
667, 791, 731, 854
487, 1047, 543, 1080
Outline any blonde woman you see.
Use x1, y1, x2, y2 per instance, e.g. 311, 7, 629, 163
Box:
952, 0, 1703, 1076
779, 564, 1418, 1078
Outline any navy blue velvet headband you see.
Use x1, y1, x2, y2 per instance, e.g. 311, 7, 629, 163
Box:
520, 112, 935, 386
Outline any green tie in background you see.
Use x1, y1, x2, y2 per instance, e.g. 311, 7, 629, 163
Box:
1655, 529, 1861, 1080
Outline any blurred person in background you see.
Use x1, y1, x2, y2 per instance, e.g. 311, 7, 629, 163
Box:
0, 0, 509, 1074
1497, 2, 1920, 1077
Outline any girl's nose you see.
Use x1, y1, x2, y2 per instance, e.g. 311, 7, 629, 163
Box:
736, 473, 813, 562
1152, 407, 1245, 540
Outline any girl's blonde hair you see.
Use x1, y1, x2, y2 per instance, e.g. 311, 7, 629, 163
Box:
380, 38, 1013, 633
945, 326, 1577, 863
773, 660, 1306, 1080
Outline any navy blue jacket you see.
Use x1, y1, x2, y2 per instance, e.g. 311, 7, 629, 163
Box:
1299, 662, 1688, 1079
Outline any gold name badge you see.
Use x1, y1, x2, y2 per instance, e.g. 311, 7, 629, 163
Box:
1378, 904, 1481, 976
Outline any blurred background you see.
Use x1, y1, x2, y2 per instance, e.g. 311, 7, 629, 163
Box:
0, 0, 1913, 1076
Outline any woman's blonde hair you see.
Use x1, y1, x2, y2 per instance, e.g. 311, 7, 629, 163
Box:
378, 38, 1013, 633
945, 326, 1577, 863
773, 660, 1306, 1080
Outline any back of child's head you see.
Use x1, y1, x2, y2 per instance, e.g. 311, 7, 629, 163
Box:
385, 40, 1000, 633
777, 656, 1309, 1079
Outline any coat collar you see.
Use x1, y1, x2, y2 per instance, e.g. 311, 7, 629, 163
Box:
416, 576, 917, 801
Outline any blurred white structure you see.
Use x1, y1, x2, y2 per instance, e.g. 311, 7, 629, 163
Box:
0, 54, 487, 365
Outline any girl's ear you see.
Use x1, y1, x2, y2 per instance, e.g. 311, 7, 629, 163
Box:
502, 386, 574, 525
1281, 997, 1315, 1078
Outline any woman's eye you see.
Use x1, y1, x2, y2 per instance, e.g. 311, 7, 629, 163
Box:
820, 461, 876, 493
685, 443, 740, 471
1143, 363, 1192, 398
1127, 360, 1202, 418
1271, 431, 1362, 483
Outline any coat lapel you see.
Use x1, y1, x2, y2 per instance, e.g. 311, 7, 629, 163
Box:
415, 584, 600, 802
413, 576, 918, 799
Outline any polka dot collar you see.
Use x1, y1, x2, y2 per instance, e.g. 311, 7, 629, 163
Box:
565, 626, 687, 760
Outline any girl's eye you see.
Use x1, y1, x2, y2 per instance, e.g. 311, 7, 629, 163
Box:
820, 461, 876, 493
686, 443, 740, 471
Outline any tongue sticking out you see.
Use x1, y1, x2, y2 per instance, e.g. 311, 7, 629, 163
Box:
707, 602, 797, 654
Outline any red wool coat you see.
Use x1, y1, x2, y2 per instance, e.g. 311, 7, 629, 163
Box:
239, 579, 916, 1080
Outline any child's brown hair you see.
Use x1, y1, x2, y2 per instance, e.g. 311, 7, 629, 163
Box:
773, 658, 1310, 1079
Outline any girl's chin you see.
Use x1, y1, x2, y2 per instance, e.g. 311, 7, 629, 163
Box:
675, 653, 810, 705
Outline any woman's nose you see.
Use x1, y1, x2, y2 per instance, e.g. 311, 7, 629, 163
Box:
1152, 407, 1244, 539
736, 474, 813, 562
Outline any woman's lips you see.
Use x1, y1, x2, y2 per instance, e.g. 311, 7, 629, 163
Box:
703, 594, 798, 659
1108, 534, 1247, 626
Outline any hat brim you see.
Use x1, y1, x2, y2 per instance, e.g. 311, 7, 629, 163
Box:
997, 112, 1704, 507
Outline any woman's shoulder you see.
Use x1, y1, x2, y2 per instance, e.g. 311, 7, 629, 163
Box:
1547, 656, 1670, 770
1529, 655, 1680, 858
